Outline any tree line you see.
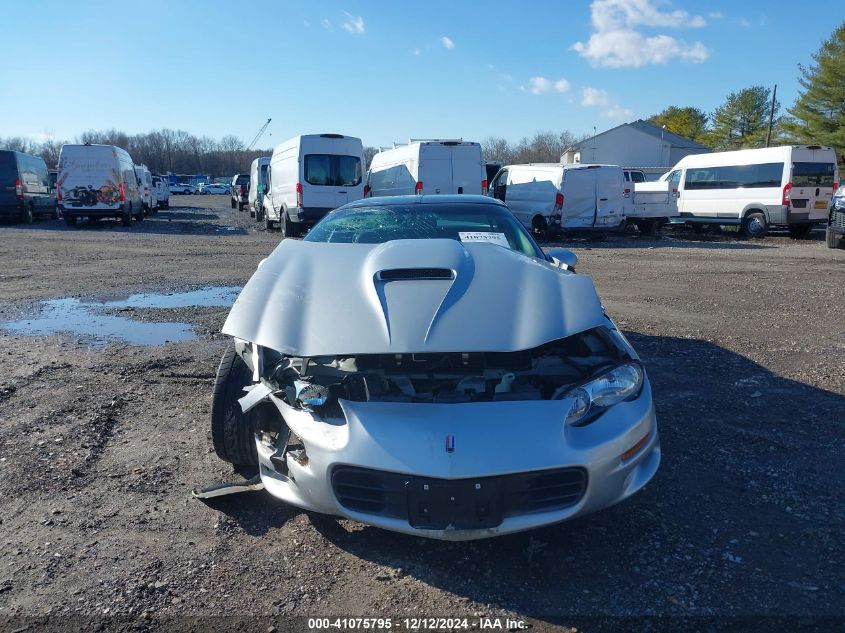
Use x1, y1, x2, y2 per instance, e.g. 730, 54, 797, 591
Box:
0, 129, 276, 176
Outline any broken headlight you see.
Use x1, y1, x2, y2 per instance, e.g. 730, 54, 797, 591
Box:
563, 362, 644, 426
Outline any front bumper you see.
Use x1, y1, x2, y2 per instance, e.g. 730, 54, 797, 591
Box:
256, 380, 660, 540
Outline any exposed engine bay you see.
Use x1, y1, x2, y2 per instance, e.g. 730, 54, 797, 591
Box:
249, 326, 632, 416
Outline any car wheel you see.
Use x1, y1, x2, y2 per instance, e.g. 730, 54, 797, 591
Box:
122, 205, 133, 227
64, 214, 77, 227
22, 204, 34, 224
827, 227, 844, 249
788, 223, 812, 240
531, 216, 547, 238
210, 343, 262, 466
740, 211, 767, 239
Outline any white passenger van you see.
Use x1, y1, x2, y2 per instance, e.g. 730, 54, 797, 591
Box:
57, 144, 144, 227
264, 134, 364, 237
664, 146, 839, 238
489, 163, 625, 235
366, 139, 486, 198
135, 164, 155, 215
248, 156, 271, 219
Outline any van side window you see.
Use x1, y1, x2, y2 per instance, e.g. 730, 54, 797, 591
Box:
685, 163, 784, 190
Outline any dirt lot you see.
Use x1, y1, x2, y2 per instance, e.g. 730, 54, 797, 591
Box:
0, 195, 842, 632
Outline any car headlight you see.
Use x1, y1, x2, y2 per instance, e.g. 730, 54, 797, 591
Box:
562, 362, 644, 426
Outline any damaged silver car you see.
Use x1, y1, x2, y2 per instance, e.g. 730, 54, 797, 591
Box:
208, 195, 660, 540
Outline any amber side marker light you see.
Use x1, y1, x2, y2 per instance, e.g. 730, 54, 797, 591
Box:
620, 429, 654, 462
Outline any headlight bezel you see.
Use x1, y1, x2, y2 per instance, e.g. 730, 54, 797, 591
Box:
561, 360, 645, 427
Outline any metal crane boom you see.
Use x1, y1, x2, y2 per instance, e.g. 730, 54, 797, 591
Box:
247, 118, 271, 150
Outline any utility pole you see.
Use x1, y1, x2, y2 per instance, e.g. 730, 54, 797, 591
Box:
765, 84, 777, 147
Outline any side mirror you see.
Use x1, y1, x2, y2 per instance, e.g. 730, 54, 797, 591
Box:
546, 248, 578, 269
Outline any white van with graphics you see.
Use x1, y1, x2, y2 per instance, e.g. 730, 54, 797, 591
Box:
57, 144, 144, 227
665, 146, 839, 238
489, 163, 625, 235
366, 139, 486, 198
265, 134, 365, 237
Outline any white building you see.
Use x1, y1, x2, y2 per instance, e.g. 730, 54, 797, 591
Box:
562, 120, 710, 176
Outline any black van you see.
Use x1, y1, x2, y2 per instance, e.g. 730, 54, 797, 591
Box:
0, 150, 57, 223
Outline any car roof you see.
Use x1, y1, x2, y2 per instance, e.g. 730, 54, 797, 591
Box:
343, 194, 506, 209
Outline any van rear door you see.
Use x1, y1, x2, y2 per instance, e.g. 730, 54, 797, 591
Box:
418, 144, 452, 194
301, 153, 362, 209
789, 149, 838, 222
562, 168, 597, 229
594, 167, 625, 228
449, 144, 484, 195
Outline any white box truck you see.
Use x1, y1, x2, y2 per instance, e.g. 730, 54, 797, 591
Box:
489, 163, 626, 235
57, 144, 144, 227
248, 156, 271, 220
664, 145, 839, 238
366, 139, 486, 198
264, 134, 365, 237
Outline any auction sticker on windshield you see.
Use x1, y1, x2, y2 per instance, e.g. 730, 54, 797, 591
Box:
458, 232, 509, 247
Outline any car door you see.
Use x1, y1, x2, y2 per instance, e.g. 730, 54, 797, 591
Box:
419, 144, 452, 194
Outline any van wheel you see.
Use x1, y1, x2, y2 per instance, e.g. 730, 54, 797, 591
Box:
265, 213, 275, 231
825, 227, 844, 249
53, 203, 60, 220
531, 216, 547, 238
740, 212, 767, 238
788, 224, 812, 240
23, 204, 34, 224
122, 205, 133, 227
64, 214, 77, 227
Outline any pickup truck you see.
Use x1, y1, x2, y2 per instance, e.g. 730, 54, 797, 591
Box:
624, 178, 679, 235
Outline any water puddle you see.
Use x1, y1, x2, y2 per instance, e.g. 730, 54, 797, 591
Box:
1, 286, 241, 346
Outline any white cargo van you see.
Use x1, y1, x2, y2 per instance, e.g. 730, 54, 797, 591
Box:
57, 144, 144, 227
489, 163, 626, 234
135, 165, 155, 215
665, 145, 839, 238
248, 156, 271, 219
264, 134, 364, 237
366, 139, 486, 198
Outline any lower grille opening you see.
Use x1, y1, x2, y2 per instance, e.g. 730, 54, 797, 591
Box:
331, 466, 588, 529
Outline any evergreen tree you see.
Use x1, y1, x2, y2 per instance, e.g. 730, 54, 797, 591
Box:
709, 86, 778, 150
782, 22, 845, 163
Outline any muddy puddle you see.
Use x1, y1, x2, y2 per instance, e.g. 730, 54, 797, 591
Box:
1, 286, 241, 346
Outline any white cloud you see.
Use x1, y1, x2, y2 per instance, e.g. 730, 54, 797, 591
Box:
708, 11, 723, 19
441, 36, 454, 49
321, 18, 332, 31
573, 0, 710, 68
342, 12, 365, 34
528, 77, 552, 94
581, 87, 610, 107
604, 104, 635, 119
412, 48, 421, 56
303, 19, 310, 27
527, 76, 569, 95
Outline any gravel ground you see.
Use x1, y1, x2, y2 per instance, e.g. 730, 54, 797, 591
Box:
0, 195, 842, 632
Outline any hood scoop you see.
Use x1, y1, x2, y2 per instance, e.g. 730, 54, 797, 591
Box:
378, 268, 455, 281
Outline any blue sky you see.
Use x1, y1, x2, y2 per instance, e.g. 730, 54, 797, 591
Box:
1, 0, 840, 148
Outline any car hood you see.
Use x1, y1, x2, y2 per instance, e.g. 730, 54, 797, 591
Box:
223, 238, 606, 356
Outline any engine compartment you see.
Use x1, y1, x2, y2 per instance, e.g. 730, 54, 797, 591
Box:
260, 326, 630, 415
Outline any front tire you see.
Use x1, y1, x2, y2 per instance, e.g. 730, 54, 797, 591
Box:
741, 211, 767, 239
211, 343, 260, 466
